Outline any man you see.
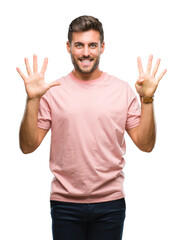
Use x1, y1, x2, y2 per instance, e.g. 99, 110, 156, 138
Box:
16, 15, 167, 240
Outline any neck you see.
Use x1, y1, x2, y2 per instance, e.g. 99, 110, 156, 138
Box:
72, 68, 103, 81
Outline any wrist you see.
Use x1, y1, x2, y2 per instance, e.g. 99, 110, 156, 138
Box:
26, 97, 41, 110
26, 96, 41, 103
140, 95, 154, 103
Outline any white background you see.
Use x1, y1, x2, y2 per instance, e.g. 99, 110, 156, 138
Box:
0, 0, 182, 239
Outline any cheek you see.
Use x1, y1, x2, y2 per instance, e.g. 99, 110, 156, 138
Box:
93, 48, 101, 56
88, 50, 99, 58
72, 50, 83, 58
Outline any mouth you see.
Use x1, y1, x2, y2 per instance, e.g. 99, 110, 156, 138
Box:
79, 58, 94, 66
79, 58, 93, 62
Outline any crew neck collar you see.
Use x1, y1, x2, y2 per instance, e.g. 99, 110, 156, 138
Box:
69, 71, 106, 85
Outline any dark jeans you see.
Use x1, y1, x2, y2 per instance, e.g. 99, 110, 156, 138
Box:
50, 198, 126, 240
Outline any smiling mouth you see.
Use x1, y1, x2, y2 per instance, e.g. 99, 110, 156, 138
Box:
79, 58, 94, 62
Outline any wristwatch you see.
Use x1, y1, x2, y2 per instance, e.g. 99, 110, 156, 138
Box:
141, 96, 154, 103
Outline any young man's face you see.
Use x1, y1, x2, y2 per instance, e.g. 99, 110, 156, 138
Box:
67, 30, 105, 77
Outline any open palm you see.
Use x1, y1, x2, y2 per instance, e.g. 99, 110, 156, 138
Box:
135, 55, 167, 97
17, 55, 60, 99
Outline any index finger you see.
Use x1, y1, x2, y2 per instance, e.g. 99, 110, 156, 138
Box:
157, 69, 167, 83
137, 56, 144, 75
40, 57, 48, 74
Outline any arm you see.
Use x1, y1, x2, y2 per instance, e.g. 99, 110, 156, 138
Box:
17, 55, 60, 154
127, 55, 167, 152
19, 98, 48, 154
127, 99, 155, 152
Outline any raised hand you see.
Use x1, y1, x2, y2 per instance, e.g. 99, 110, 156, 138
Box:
16, 55, 60, 99
135, 55, 167, 97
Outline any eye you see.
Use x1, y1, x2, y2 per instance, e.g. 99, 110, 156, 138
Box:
75, 43, 82, 48
90, 44, 97, 49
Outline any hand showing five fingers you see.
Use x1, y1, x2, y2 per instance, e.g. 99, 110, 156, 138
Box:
16, 55, 60, 100
135, 55, 167, 98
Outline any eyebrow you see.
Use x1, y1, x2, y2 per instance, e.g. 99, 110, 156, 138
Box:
74, 42, 99, 46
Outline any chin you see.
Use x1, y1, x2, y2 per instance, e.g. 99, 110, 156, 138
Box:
79, 68, 94, 74
78, 63, 99, 74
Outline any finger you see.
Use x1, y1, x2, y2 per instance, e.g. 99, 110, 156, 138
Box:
48, 80, 61, 89
152, 58, 161, 77
40, 57, 48, 74
16, 67, 26, 82
136, 78, 145, 86
24, 58, 32, 75
136, 78, 145, 85
33, 54, 38, 73
146, 54, 153, 73
137, 56, 144, 75
157, 69, 167, 83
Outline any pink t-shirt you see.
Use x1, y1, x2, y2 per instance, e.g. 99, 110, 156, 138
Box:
38, 72, 141, 203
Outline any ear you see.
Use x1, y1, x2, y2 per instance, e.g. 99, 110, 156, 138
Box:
100, 42, 105, 54
66, 41, 71, 54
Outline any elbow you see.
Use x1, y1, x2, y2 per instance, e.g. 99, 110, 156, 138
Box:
20, 143, 37, 154
21, 148, 32, 154
20, 147, 34, 154
137, 135, 156, 153
143, 146, 154, 153
139, 143, 155, 153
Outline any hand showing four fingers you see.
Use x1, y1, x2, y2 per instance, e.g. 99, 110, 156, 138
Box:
16, 55, 60, 100
135, 55, 167, 98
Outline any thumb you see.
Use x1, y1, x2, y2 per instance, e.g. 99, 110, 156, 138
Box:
48, 80, 61, 89
136, 78, 144, 85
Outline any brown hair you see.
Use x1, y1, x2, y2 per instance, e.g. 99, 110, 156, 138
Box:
68, 15, 104, 44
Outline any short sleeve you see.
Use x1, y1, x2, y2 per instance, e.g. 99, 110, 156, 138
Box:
125, 85, 141, 130
37, 91, 51, 130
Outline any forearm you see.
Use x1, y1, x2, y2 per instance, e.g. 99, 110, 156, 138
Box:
137, 98, 156, 152
19, 97, 40, 153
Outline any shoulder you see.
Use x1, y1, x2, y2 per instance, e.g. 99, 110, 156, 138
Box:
105, 72, 132, 90
105, 73, 138, 101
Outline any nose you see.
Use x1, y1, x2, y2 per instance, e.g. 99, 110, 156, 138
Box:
83, 46, 90, 57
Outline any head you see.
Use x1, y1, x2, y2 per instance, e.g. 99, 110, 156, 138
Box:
67, 15, 105, 78
68, 15, 104, 44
